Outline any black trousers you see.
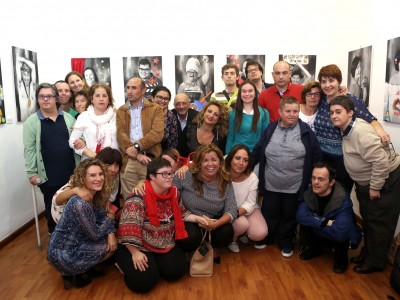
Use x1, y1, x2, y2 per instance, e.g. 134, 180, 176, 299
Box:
38, 185, 60, 234
355, 165, 400, 269
261, 190, 298, 250
116, 244, 187, 293
299, 225, 349, 265
177, 221, 234, 252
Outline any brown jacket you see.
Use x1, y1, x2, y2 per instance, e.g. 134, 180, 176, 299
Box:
116, 99, 164, 172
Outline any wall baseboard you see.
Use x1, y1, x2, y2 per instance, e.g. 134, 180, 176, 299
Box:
0, 212, 45, 250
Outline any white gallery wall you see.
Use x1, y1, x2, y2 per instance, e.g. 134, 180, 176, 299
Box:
0, 0, 399, 241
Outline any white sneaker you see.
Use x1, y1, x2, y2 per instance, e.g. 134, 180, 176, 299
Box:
254, 243, 267, 250
228, 241, 240, 253
281, 249, 293, 258
238, 235, 249, 244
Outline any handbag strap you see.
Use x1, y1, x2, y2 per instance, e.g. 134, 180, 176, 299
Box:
200, 229, 212, 244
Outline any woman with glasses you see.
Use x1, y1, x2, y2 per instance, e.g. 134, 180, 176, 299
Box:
314, 64, 390, 193
329, 96, 400, 274
69, 83, 119, 160
116, 158, 188, 293
299, 81, 321, 132
151, 86, 178, 151
174, 144, 237, 263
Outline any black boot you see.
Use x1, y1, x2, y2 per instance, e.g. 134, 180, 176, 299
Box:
333, 242, 349, 274
62, 274, 91, 290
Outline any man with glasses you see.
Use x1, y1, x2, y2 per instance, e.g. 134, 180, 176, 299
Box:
23, 83, 80, 234
116, 77, 164, 200
258, 61, 303, 122
171, 93, 198, 157
329, 95, 400, 274
137, 58, 162, 100
245, 60, 273, 94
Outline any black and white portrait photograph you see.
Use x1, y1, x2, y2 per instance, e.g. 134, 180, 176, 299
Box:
123, 56, 162, 100
0, 59, 5, 125
175, 55, 214, 111
72, 57, 111, 87
347, 46, 372, 107
279, 54, 317, 85
12, 46, 39, 122
384, 36, 400, 124
226, 54, 265, 84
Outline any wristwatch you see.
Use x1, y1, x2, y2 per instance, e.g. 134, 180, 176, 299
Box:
134, 143, 141, 152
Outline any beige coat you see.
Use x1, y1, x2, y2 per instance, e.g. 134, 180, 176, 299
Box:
116, 99, 164, 172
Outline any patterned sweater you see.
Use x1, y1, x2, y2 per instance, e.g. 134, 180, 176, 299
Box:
117, 193, 185, 253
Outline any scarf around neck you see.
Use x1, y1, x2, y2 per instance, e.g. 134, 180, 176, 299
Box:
87, 105, 115, 152
144, 180, 188, 240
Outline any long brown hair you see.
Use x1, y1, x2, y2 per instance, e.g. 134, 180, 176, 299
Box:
234, 81, 260, 132
189, 144, 230, 197
193, 101, 229, 137
71, 158, 111, 209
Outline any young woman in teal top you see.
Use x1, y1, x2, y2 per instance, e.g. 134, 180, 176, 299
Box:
226, 81, 270, 153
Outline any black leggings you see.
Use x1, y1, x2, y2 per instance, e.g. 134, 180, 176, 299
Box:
116, 244, 187, 293
177, 221, 234, 252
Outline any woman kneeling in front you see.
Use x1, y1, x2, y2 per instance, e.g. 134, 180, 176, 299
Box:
47, 158, 117, 289
116, 158, 188, 293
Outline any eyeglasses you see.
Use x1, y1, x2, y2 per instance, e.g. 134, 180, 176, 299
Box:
155, 172, 175, 178
247, 68, 259, 73
306, 92, 321, 98
38, 95, 56, 100
155, 95, 170, 102
385, 142, 398, 163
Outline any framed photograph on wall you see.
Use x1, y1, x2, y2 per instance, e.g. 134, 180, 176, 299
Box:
279, 54, 317, 85
226, 54, 266, 84
71, 57, 111, 87
12, 46, 39, 122
123, 56, 162, 100
347, 46, 372, 107
0, 59, 5, 124
175, 55, 214, 111
384, 36, 400, 123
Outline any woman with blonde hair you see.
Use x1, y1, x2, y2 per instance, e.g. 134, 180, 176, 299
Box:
174, 144, 237, 262
48, 158, 116, 289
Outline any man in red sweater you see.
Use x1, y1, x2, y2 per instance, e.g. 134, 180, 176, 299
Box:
258, 61, 303, 122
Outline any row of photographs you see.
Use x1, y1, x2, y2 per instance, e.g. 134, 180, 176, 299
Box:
1, 36, 400, 125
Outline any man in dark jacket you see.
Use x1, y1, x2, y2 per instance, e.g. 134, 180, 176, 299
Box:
171, 93, 198, 157
296, 162, 362, 274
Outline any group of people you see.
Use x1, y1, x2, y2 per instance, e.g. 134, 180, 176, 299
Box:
22, 60, 400, 293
